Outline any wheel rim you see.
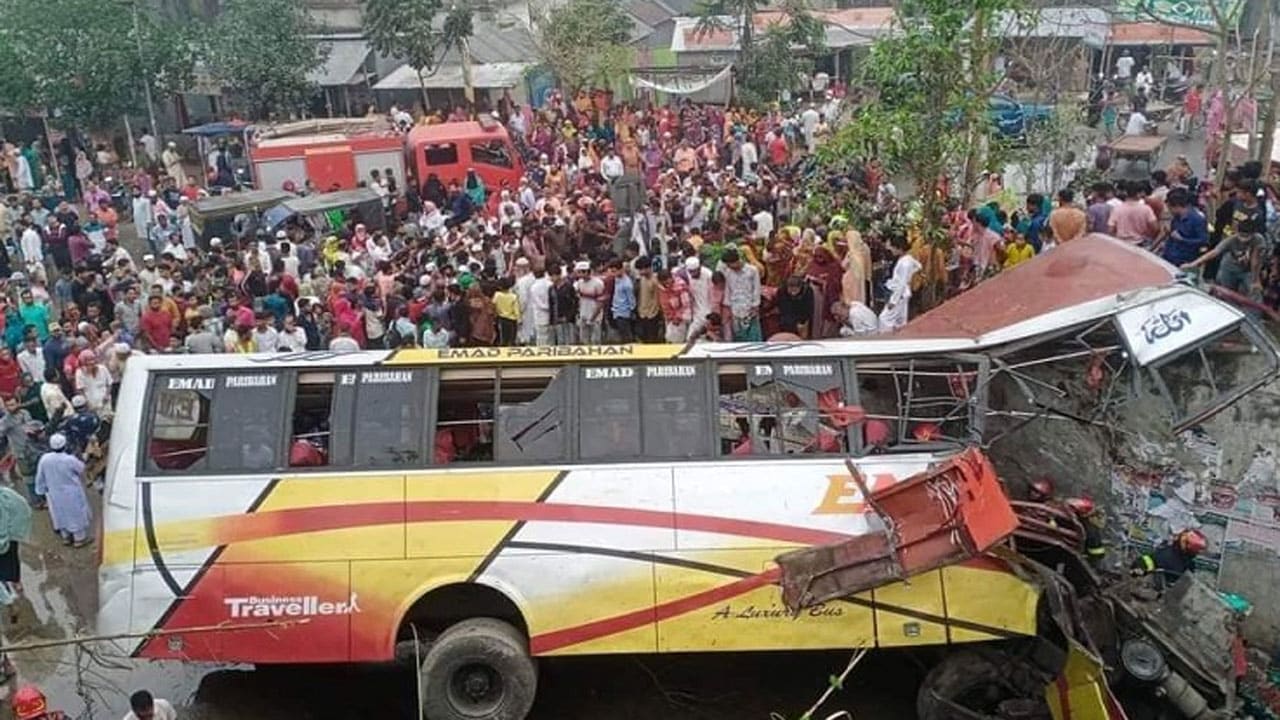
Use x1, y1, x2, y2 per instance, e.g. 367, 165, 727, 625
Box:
447, 662, 505, 717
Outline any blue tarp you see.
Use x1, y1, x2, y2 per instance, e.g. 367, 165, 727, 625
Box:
182, 121, 252, 137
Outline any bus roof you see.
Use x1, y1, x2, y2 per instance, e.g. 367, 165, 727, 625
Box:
896, 234, 1176, 340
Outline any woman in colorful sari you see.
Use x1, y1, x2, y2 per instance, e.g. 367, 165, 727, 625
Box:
763, 231, 795, 288
805, 246, 844, 339
841, 229, 872, 306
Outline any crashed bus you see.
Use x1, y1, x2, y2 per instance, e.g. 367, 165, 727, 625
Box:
97, 235, 1278, 720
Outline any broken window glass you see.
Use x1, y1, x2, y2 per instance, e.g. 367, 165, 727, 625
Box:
496, 368, 566, 463
1148, 321, 1279, 431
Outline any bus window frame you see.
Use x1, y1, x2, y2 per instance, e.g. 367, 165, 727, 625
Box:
139, 371, 295, 477
848, 353, 987, 453
714, 359, 857, 459
349, 367, 431, 469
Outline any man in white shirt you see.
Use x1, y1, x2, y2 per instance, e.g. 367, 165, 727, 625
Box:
1115, 51, 1135, 81
278, 314, 308, 352
801, 104, 821, 153
19, 219, 42, 274
124, 689, 178, 720
16, 338, 44, 381
600, 149, 624, 183
573, 261, 605, 345
835, 301, 880, 336
137, 130, 159, 164
1125, 110, 1149, 136
676, 256, 713, 337
251, 314, 279, 353
529, 266, 553, 346
751, 206, 774, 241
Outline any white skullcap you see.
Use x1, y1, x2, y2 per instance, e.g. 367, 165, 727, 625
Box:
71, 395, 87, 408
49, 433, 67, 450
573, 260, 591, 272
684, 257, 701, 271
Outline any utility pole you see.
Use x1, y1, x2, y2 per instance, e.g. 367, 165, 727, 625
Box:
132, 0, 160, 140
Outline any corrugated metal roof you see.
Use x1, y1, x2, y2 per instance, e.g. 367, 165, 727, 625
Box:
672, 8, 895, 52
307, 38, 372, 86
373, 61, 531, 90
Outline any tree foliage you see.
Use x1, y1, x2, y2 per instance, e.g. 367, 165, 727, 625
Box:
362, 0, 473, 104
814, 0, 1033, 304
696, 0, 823, 107
535, 0, 634, 92
204, 0, 327, 118
0, 0, 198, 126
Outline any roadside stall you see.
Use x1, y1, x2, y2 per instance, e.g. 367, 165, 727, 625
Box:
181, 120, 254, 189
189, 189, 295, 248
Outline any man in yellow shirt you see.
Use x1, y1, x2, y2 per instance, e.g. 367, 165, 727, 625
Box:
1003, 233, 1035, 269
492, 277, 520, 346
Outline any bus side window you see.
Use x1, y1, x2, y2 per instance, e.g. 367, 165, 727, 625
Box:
146, 378, 214, 472
209, 375, 288, 472
496, 368, 565, 463
776, 362, 848, 455
435, 369, 496, 464
289, 372, 356, 468
353, 370, 425, 467
642, 364, 708, 459
717, 364, 781, 456
579, 366, 641, 460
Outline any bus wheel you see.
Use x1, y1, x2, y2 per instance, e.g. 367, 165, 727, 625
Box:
420, 617, 537, 720
916, 649, 1048, 720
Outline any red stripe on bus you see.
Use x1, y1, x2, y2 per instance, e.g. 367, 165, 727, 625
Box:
530, 568, 782, 654
202, 501, 851, 547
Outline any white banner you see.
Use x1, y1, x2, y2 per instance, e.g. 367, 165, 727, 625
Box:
630, 65, 733, 96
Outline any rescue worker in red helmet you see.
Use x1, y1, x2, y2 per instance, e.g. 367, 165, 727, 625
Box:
1027, 477, 1055, 503
1131, 529, 1207, 587
1065, 496, 1107, 566
11, 685, 66, 720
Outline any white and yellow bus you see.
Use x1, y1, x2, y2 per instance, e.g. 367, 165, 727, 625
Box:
98, 236, 1279, 720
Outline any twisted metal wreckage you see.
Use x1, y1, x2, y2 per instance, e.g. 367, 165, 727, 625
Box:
776, 234, 1280, 720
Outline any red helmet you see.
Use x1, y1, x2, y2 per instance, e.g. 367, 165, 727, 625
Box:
864, 419, 891, 447
1064, 496, 1096, 516
911, 422, 942, 442
12, 685, 48, 720
1028, 477, 1055, 501
1177, 529, 1208, 555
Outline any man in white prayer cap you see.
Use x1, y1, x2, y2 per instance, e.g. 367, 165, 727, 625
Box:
35, 433, 91, 547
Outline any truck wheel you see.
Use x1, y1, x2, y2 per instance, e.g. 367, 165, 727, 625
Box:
917, 649, 1047, 720
420, 617, 537, 720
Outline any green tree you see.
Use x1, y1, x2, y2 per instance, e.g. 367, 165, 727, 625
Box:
0, 0, 197, 126
695, 0, 823, 106
534, 0, 634, 93
362, 0, 473, 110
817, 0, 1031, 304
203, 0, 327, 118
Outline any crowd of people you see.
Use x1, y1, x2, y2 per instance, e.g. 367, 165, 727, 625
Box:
0, 88, 1273, 370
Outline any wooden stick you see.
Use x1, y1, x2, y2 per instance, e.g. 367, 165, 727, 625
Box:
0, 618, 312, 653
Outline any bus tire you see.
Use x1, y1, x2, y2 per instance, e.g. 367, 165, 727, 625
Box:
420, 617, 537, 720
916, 649, 1045, 720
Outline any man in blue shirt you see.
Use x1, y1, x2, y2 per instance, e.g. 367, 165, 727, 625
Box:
1024, 193, 1049, 253
608, 259, 636, 344
1160, 188, 1209, 266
